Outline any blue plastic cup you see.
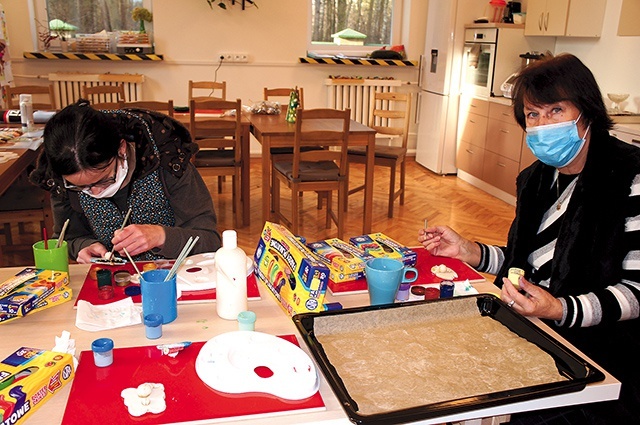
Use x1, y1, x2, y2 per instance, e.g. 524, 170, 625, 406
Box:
365, 258, 418, 305
140, 269, 177, 324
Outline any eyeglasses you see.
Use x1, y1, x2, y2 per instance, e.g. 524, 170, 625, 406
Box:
63, 159, 118, 192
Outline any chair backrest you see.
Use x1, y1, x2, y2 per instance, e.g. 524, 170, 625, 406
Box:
5, 85, 56, 110
189, 98, 241, 161
368, 92, 411, 148
82, 84, 126, 109
292, 108, 351, 179
189, 80, 226, 102
264, 87, 304, 109
123, 100, 175, 117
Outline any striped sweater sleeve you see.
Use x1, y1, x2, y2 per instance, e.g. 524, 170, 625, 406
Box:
475, 242, 505, 275
556, 173, 640, 328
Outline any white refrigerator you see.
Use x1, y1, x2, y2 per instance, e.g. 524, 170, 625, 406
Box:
416, 0, 477, 175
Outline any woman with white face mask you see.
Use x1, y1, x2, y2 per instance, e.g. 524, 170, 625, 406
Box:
418, 54, 640, 423
30, 100, 222, 263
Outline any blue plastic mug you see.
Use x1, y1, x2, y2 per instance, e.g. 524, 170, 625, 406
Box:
365, 258, 418, 305
140, 269, 177, 324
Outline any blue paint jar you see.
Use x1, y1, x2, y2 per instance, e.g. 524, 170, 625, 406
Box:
91, 338, 114, 367
237, 311, 256, 331
144, 314, 163, 339
439, 280, 455, 298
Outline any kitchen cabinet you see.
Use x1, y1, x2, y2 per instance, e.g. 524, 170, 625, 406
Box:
611, 125, 640, 147
457, 97, 527, 197
524, 0, 606, 37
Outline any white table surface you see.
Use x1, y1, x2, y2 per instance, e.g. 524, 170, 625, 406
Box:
0, 264, 620, 425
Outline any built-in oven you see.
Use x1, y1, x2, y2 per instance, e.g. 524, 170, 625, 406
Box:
462, 27, 497, 98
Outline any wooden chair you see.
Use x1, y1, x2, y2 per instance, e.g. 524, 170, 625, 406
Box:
5, 85, 56, 110
189, 81, 226, 102
264, 87, 304, 110
0, 173, 53, 267
347, 92, 411, 218
82, 84, 126, 109
123, 100, 175, 117
271, 108, 350, 239
189, 98, 243, 227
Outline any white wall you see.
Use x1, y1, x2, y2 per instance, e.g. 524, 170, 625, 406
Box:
554, 0, 640, 113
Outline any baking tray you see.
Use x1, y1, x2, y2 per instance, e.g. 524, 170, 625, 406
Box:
293, 294, 605, 425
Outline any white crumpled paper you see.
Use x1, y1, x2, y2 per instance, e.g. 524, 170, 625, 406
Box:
52, 330, 79, 369
76, 298, 142, 332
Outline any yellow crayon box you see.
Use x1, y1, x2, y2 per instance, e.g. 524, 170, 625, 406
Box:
349, 233, 417, 267
306, 238, 373, 283
0, 286, 73, 325
0, 347, 75, 424
0, 269, 69, 317
254, 222, 330, 316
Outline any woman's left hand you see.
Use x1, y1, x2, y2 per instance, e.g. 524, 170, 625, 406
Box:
112, 224, 166, 257
501, 277, 563, 321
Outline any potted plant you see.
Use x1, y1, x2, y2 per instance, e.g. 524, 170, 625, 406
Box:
131, 7, 153, 33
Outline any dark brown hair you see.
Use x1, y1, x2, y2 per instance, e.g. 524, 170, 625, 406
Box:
512, 53, 613, 133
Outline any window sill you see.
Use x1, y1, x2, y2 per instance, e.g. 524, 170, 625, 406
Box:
23, 52, 164, 61
299, 56, 417, 66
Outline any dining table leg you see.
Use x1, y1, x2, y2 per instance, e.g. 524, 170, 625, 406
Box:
261, 135, 272, 225
240, 123, 250, 226
363, 133, 374, 234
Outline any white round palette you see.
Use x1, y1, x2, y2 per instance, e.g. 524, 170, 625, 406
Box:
177, 252, 254, 292
195, 331, 319, 400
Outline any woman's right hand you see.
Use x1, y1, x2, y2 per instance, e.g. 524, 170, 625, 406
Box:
417, 225, 481, 267
76, 242, 108, 264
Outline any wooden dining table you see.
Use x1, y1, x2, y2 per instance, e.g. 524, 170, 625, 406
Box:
174, 113, 251, 227
0, 147, 40, 197
248, 113, 377, 234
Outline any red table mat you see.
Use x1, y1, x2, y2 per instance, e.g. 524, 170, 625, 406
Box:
74, 262, 260, 307
328, 246, 485, 294
61, 336, 325, 425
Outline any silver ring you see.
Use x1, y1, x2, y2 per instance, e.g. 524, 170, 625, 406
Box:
508, 300, 515, 308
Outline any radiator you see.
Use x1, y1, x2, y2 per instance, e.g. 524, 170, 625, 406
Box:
48, 72, 145, 108
325, 78, 403, 124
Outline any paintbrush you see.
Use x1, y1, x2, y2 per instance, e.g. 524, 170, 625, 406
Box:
109, 207, 132, 264
56, 219, 70, 249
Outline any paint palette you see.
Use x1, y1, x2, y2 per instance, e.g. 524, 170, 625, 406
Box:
177, 252, 255, 292
195, 331, 320, 400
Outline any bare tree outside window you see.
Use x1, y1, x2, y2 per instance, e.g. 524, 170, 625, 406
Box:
311, 0, 393, 46
46, 0, 143, 34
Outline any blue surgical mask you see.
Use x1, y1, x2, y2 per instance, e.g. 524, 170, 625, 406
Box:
525, 115, 589, 168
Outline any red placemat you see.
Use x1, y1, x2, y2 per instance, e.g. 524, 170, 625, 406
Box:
61, 336, 325, 425
74, 262, 260, 307
328, 246, 485, 295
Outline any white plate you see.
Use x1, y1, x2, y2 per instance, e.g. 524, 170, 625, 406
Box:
195, 331, 319, 400
176, 252, 254, 292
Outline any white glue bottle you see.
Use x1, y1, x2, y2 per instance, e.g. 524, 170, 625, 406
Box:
216, 230, 248, 320
19, 94, 34, 133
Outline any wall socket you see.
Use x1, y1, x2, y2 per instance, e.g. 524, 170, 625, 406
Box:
219, 52, 249, 63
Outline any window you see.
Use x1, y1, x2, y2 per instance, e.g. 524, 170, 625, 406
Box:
30, 0, 152, 50
46, 0, 144, 34
308, 0, 401, 56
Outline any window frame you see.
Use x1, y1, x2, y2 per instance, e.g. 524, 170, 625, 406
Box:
307, 0, 403, 57
28, 0, 152, 51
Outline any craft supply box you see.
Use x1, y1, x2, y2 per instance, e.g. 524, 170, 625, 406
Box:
0, 269, 69, 317
254, 222, 329, 316
0, 286, 73, 324
349, 233, 417, 267
0, 347, 75, 424
307, 238, 372, 283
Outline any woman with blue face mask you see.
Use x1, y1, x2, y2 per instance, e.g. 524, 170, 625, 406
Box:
30, 100, 222, 263
418, 54, 640, 423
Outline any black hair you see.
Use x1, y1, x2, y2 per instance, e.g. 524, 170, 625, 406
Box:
512, 53, 613, 133
42, 99, 122, 175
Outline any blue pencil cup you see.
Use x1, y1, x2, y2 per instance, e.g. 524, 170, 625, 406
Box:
140, 269, 178, 324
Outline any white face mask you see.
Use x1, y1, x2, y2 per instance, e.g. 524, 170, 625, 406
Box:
82, 156, 129, 199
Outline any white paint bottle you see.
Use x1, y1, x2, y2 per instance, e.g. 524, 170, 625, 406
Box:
19, 94, 34, 133
216, 230, 248, 320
